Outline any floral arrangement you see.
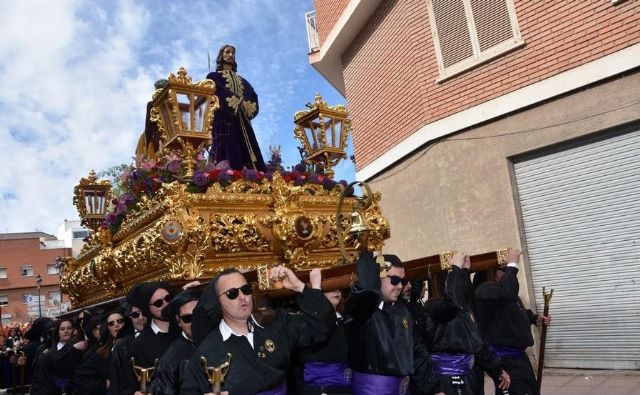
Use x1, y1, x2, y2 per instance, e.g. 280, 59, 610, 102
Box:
102, 147, 350, 234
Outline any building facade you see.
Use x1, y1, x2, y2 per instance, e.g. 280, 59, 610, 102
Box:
308, 0, 640, 369
0, 233, 72, 324
56, 219, 91, 257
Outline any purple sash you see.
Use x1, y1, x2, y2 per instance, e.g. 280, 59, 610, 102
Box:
351, 371, 410, 395
430, 353, 474, 376
256, 381, 287, 395
54, 377, 70, 388
304, 362, 352, 387
490, 344, 526, 358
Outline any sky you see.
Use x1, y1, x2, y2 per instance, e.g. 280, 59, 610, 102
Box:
0, 0, 353, 235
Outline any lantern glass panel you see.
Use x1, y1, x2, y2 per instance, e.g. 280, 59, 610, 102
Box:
194, 95, 207, 133
162, 102, 175, 138
308, 123, 320, 151
84, 190, 105, 215
321, 116, 336, 148
177, 93, 191, 130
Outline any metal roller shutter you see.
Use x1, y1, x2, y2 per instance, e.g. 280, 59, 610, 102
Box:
513, 127, 640, 369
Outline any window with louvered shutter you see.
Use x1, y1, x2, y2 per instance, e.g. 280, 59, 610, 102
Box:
427, 0, 524, 81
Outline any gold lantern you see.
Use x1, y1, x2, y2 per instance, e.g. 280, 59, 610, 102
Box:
149, 67, 219, 178
294, 93, 351, 179
73, 170, 112, 232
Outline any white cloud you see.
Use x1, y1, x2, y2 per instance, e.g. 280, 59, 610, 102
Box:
0, 0, 350, 234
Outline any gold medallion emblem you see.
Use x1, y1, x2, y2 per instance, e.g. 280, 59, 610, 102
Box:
265, 339, 275, 352
402, 318, 409, 329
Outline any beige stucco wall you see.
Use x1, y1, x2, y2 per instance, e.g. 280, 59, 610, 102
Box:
369, 71, 640, 309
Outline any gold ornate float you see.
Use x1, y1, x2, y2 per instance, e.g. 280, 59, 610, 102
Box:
60, 68, 390, 308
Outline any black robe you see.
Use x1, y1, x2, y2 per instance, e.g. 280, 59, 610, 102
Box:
72, 349, 109, 395
181, 287, 335, 395
293, 316, 351, 395
420, 266, 486, 395
109, 333, 136, 395
346, 252, 439, 395
30, 344, 83, 395
118, 324, 177, 394
148, 334, 196, 395
474, 266, 540, 395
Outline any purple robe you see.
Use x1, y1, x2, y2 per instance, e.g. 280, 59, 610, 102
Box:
207, 70, 266, 171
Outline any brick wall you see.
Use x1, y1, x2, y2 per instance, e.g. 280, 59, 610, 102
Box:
314, 0, 351, 44
0, 237, 71, 323
338, 0, 640, 170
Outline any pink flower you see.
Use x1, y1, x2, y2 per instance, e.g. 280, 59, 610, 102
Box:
140, 158, 156, 171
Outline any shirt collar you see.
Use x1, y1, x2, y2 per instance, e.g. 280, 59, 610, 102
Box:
181, 331, 192, 342
56, 342, 64, 351
150, 319, 167, 335
219, 315, 260, 348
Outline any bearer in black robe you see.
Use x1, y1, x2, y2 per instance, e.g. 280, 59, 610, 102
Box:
207, 44, 266, 171
31, 319, 86, 395
181, 266, 335, 395
109, 301, 147, 395
17, 316, 52, 388
346, 252, 440, 395
420, 253, 509, 395
292, 268, 352, 394
118, 282, 178, 395
148, 289, 200, 395
474, 248, 551, 395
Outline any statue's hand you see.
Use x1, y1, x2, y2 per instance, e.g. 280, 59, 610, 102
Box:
241, 100, 257, 118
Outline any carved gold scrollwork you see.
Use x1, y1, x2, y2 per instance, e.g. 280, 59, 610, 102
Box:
63, 168, 391, 307
209, 214, 270, 252
439, 251, 455, 271
257, 265, 270, 291
496, 248, 509, 267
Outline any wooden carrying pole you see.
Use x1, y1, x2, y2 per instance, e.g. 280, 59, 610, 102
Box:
537, 286, 554, 392
244, 249, 508, 298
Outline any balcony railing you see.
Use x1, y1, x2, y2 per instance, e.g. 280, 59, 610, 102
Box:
305, 11, 320, 53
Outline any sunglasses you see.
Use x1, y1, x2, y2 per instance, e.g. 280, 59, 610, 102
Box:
388, 275, 409, 287
218, 283, 253, 300
149, 294, 172, 308
179, 314, 193, 324
129, 311, 142, 319
107, 318, 124, 327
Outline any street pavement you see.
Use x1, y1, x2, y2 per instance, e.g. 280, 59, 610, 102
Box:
3, 369, 639, 394
483, 369, 640, 395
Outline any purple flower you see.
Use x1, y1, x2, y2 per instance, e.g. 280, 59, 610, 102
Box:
104, 212, 116, 226
130, 169, 141, 180
114, 202, 128, 217
293, 162, 306, 173
309, 173, 320, 184
165, 159, 181, 174
120, 193, 135, 205
217, 171, 231, 185
323, 177, 336, 189
294, 174, 305, 186
193, 171, 209, 187
242, 169, 258, 182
